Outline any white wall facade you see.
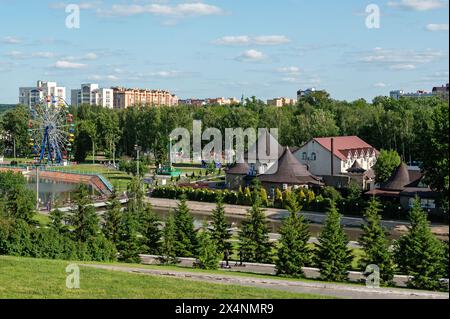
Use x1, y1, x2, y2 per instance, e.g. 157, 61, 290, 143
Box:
19, 81, 66, 107
71, 84, 113, 108
294, 139, 377, 176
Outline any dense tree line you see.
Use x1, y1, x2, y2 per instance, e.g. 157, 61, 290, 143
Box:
1, 93, 447, 205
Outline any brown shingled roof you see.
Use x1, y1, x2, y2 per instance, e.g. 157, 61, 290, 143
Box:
258, 147, 322, 185
380, 163, 410, 191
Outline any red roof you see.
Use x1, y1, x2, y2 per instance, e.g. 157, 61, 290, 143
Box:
313, 136, 378, 160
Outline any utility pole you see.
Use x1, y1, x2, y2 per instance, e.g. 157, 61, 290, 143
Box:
35, 165, 39, 211
13, 138, 16, 161
134, 144, 142, 177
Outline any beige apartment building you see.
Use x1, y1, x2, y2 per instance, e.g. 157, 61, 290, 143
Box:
267, 97, 297, 107
112, 87, 178, 109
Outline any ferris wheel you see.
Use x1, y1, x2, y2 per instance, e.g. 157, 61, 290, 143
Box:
28, 95, 75, 164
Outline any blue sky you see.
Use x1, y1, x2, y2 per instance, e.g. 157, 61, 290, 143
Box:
0, 0, 448, 103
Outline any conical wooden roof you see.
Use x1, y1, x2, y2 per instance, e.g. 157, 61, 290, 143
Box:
381, 163, 410, 191
258, 147, 322, 185
347, 160, 366, 174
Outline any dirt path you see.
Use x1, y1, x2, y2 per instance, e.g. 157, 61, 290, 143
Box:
81, 264, 449, 300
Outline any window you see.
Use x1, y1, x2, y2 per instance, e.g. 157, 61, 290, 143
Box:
302, 152, 307, 160
311, 152, 317, 161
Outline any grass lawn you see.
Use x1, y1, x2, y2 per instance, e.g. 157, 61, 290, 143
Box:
0, 256, 332, 299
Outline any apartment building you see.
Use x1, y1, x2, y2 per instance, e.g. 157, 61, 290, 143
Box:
267, 97, 297, 107
71, 83, 113, 108
112, 87, 178, 109
19, 80, 66, 107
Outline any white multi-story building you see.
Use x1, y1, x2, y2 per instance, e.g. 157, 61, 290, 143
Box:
293, 136, 379, 177
267, 97, 297, 107
71, 83, 113, 108
19, 80, 66, 107
389, 90, 434, 100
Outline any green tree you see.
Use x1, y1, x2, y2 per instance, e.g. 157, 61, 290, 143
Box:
139, 204, 161, 255
276, 198, 311, 278
238, 197, 273, 263
314, 202, 352, 282
209, 196, 232, 259
373, 149, 401, 184
69, 185, 100, 242
117, 210, 142, 263
0, 171, 35, 223
359, 198, 395, 285
394, 198, 447, 290
49, 207, 68, 234
173, 196, 197, 257
102, 190, 122, 245
160, 214, 178, 264
195, 226, 221, 270
419, 102, 449, 212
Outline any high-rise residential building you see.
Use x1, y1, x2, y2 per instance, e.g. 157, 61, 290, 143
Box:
19, 80, 66, 107
112, 87, 178, 109
297, 87, 319, 100
389, 89, 434, 100
71, 83, 113, 108
267, 97, 297, 107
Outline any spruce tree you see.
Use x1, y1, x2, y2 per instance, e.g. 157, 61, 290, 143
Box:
314, 201, 352, 282
359, 197, 395, 285
103, 189, 122, 245
160, 214, 178, 264
69, 185, 100, 242
173, 196, 197, 257
209, 196, 232, 259
117, 210, 142, 263
139, 204, 161, 255
49, 207, 68, 234
196, 225, 221, 270
276, 198, 311, 278
238, 196, 273, 263
127, 177, 145, 217
394, 197, 447, 290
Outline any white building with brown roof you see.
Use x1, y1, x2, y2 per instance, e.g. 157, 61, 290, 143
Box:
293, 136, 379, 177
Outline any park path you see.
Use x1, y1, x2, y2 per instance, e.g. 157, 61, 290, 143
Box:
80, 264, 449, 300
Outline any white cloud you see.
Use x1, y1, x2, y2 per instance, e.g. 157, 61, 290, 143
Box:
388, 0, 447, 11
214, 36, 251, 45
358, 47, 446, 70
88, 74, 119, 81
2, 36, 21, 44
253, 35, 290, 45
235, 49, 267, 62
374, 82, 387, 87
55, 60, 87, 69
425, 23, 449, 31
84, 52, 98, 60
214, 35, 290, 46
103, 3, 224, 17
390, 64, 417, 70
49, 1, 100, 10
276, 66, 301, 75
32, 52, 56, 58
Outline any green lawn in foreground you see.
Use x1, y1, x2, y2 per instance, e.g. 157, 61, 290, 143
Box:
0, 256, 332, 299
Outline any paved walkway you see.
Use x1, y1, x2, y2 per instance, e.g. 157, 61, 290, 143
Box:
81, 264, 449, 299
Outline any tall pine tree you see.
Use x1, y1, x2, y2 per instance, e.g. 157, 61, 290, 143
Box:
238, 196, 273, 263
394, 197, 447, 291
139, 204, 161, 255
276, 198, 311, 278
314, 201, 352, 282
160, 214, 178, 265
117, 210, 142, 263
173, 196, 198, 257
102, 189, 122, 245
209, 196, 232, 259
196, 225, 221, 270
359, 197, 395, 285
69, 185, 100, 242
